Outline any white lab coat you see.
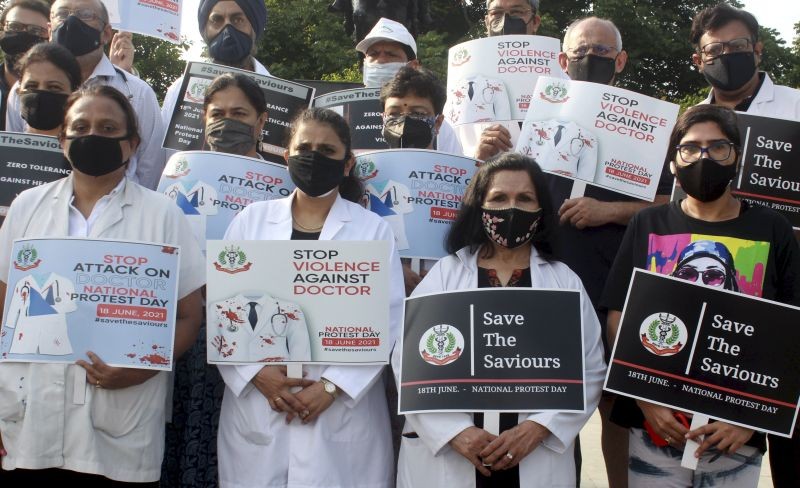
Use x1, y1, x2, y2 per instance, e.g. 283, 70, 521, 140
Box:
445, 75, 512, 125
208, 293, 311, 363
393, 246, 606, 488
700, 72, 800, 121
5, 273, 77, 355
517, 119, 599, 181
216, 191, 404, 488
0, 176, 205, 481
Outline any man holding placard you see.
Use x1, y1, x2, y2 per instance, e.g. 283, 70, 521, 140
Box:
546, 17, 672, 487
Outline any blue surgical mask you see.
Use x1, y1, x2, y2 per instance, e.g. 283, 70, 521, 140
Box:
362, 61, 406, 88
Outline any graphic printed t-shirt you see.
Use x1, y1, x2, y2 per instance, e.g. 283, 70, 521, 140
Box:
600, 200, 800, 447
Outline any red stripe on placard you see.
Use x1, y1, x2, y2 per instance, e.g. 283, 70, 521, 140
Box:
401, 378, 584, 387
612, 359, 797, 409
732, 190, 800, 206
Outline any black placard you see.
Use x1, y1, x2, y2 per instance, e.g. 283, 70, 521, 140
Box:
312, 88, 386, 153
399, 288, 585, 414
605, 269, 800, 436
731, 113, 800, 228
0, 132, 70, 223
162, 62, 314, 166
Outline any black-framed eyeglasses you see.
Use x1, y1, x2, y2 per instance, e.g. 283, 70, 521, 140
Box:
700, 37, 753, 59
487, 7, 534, 27
673, 266, 726, 286
568, 43, 618, 59
675, 141, 735, 164
52, 8, 102, 23
1, 21, 48, 37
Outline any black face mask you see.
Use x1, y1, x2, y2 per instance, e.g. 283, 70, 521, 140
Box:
66, 134, 129, 177
481, 207, 542, 249
0, 31, 47, 73
489, 15, 528, 36
568, 54, 617, 85
382, 115, 435, 149
702, 52, 757, 92
20, 90, 69, 130
675, 157, 737, 203
287, 151, 347, 197
208, 25, 253, 65
205, 118, 258, 155
52, 15, 102, 57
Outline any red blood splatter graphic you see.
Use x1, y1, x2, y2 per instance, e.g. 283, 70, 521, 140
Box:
126, 353, 136, 358
285, 312, 298, 320
164, 32, 179, 41
152, 344, 159, 350
262, 337, 275, 345
18, 333, 23, 340
140, 354, 169, 365
259, 357, 285, 362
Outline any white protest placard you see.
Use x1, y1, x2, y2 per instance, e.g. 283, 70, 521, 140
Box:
206, 240, 391, 365
103, 0, 183, 44
517, 77, 679, 201
444, 35, 563, 126
1, 238, 181, 370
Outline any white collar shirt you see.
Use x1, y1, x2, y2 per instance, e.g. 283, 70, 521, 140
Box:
67, 177, 126, 237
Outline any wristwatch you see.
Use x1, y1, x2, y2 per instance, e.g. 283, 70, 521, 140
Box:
320, 377, 339, 399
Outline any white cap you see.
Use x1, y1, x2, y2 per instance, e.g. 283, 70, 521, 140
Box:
355, 18, 417, 59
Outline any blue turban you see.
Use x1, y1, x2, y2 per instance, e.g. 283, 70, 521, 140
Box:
198, 0, 268, 38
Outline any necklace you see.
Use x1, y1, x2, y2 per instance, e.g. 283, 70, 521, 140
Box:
293, 217, 323, 232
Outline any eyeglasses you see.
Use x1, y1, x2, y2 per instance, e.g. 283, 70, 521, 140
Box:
675, 141, 735, 164
673, 266, 727, 286
487, 8, 533, 27
567, 43, 618, 59
700, 37, 753, 59
52, 8, 102, 23
1, 21, 48, 38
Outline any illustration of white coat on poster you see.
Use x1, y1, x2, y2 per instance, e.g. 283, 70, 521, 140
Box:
209, 293, 311, 362
517, 120, 598, 181
445, 76, 512, 125
364, 180, 413, 251
4, 272, 77, 355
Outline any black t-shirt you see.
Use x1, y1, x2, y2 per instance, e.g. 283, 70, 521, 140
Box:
600, 199, 800, 450
290, 228, 320, 240
547, 158, 673, 309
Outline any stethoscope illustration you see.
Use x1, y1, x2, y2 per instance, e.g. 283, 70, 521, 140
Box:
22, 278, 61, 303
270, 302, 289, 337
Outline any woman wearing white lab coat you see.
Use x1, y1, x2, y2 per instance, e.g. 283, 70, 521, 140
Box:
393, 153, 606, 488
217, 107, 404, 488
0, 85, 204, 484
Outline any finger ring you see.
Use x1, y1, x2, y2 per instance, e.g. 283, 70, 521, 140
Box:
505, 452, 514, 460
95, 380, 101, 389
274, 396, 282, 403
302, 410, 310, 418
665, 436, 672, 444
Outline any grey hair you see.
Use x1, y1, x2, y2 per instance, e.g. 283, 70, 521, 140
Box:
486, 0, 539, 12
564, 17, 623, 51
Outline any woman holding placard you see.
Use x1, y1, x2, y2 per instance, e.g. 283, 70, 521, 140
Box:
393, 152, 606, 487
0, 85, 204, 483
216, 107, 404, 487
602, 104, 800, 486
16, 42, 81, 137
